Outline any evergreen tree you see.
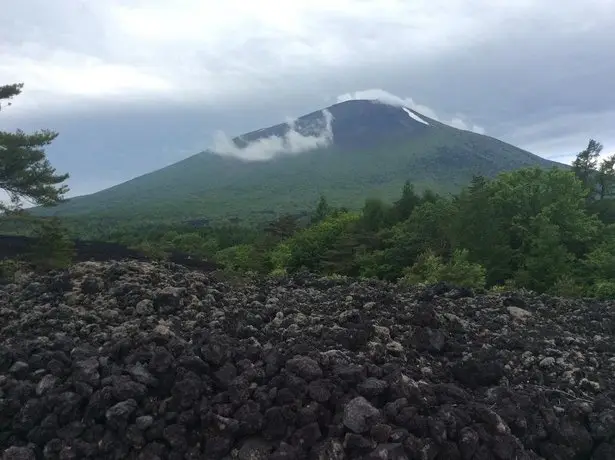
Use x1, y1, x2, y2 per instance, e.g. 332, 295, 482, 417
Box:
0, 84, 23, 110
311, 194, 332, 224
28, 217, 75, 270
264, 214, 299, 239
390, 180, 421, 222
0, 83, 69, 213
321, 231, 362, 276
572, 139, 602, 197
360, 198, 390, 232
468, 175, 488, 194
598, 154, 615, 200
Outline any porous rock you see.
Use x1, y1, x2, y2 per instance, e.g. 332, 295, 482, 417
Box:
0, 260, 613, 459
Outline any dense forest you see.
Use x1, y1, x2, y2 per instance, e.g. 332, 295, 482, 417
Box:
29, 139, 612, 299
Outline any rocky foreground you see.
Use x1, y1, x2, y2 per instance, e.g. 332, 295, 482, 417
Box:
1, 261, 614, 459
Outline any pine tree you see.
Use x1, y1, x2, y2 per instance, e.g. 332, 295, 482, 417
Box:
28, 217, 75, 270
264, 214, 299, 239
312, 195, 331, 224
390, 181, 421, 222
0, 83, 69, 213
572, 139, 602, 197
598, 154, 615, 200
360, 198, 390, 232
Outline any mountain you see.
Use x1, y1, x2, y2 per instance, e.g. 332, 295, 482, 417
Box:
36, 99, 563, 224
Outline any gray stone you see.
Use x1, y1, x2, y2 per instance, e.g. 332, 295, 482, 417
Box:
135, 415, 154, 430
507, 306, 532, 321
237, 437, 273, 460
343, 396, 381, 433
2, 446, 36, 460
286, 356, 323, 381
106, 399, 137, 429
73, 357, 100, 386
36, 374, 57, 396
540, 357, 556, 368
358, 378, 389, 397
135, 299, 154, 315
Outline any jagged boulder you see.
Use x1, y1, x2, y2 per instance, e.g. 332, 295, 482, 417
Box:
0, 260, 613, 459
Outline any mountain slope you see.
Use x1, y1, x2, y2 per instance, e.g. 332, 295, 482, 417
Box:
37, 100, 563, 223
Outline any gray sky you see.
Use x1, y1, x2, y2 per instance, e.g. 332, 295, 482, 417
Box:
1, 0, 614, 197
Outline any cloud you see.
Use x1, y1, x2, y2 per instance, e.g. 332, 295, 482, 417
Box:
210, 109, 334, 161
449, 117, 486, 135
337, 89, 438, 119
337, 89, 486, 134
6, 1, 610, 117
0, 51, 173, 115
497, 109, 615, 161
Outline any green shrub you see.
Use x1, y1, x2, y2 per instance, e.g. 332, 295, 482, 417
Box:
133, 240, 170, 261
269, 243, 292, 272
591, 280, 615, 300
28, 218, 75, 271
401, 249, 486, 289
269, 268, 288, 278
215, 244, 265, 272
488, 279, 517, 294
549, 275, 587, 298
401, 251, 443, 286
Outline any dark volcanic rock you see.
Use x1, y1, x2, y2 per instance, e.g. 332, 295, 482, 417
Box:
344, 396, 382, 433
0, 260, 614, 459
286, 356, 323, 381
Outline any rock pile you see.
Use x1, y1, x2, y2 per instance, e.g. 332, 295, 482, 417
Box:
1, 260, 614, 459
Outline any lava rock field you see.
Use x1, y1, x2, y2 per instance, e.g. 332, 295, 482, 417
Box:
1, 260, 614, 459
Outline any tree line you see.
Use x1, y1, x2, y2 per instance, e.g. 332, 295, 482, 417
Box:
75, 139, 615, 298
3, 82, 615, 298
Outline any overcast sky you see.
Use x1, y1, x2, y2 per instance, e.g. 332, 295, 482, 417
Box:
1, 0, 614, 197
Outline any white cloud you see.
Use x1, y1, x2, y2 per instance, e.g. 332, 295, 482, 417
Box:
211, 109, 334, 160
337, 89, 486, 134
0, 49, 173, 115
337, 89, 439, 120
449, 117, 487, 135
496, 109, 615, 160
4, 0, 609, 115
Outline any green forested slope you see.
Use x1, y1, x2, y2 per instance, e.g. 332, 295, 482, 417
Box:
35, 100, 561, 224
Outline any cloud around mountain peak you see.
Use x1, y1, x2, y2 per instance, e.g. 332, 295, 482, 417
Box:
337, 89, 485, 134
211, 109, 334, 161
209, 88, 486, 161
